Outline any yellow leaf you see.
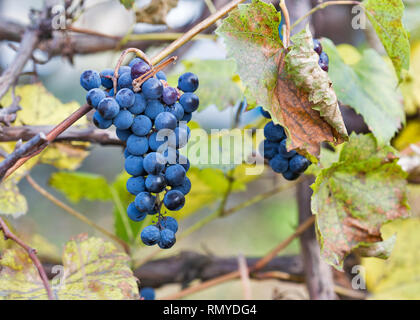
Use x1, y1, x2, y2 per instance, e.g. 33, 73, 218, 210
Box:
400, 41, 420, 115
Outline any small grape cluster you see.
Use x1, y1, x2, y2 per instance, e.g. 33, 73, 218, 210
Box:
79, 57, 199, 250
313, 39, 329, 72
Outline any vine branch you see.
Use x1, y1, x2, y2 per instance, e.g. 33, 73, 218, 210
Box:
0, 217, 54, 300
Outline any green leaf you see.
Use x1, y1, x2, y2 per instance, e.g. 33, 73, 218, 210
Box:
167, 59, 243, 111
311, 133, 410, 270
322, 39, 405, 145
120, 0, 135, 9
0, 235, 139, 300
285, 26, 348, 141
362, 0, 410, 81
216, 0, 282, 114
49, 172, 112, 203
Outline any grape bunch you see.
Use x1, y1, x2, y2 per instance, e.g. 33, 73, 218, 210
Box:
79, 57, 199, 250
313, 39, 329, 72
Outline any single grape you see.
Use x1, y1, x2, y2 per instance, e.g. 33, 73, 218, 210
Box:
269, 154, 289, 173
145, 99, 165, 120
160, 216, 178, 233
80, 70, 101, 91
126, 134, 149, 155
162, 87, 178, 105
126, 176, 146, 195
264, 121, 285, 142
118, 72, 133, 89
319, 52, 329, 72
97, 97, 120, 120
278, 139, 297, 158
131, 115, 152, 136
289, 154, 311, 174
118, 66, 131, 75
145, 174, 167, 193
155, 112, 177, 131
148, 132, 168, 152
140, 287, 155, 300
125, 155, 145, 176
129, 93, 147, 115
92, 111, 112, 129
99, 69, 114, 89
181, 112, 192, 122
135, 192, 156, 213
163, 190, 185, 211
313, 39, 323, 55
283, 169, 300, 181
172, 177, 191, 195
179, 93, 199, 113
259, 140, 278, 160
156, 71, 167, 81
165, 102, 184, 121
116, 128, 131, 142
257, 106, 271, 119
86, 88, 106, 108
158, 228, 176, 249
142, 78, 163, 99
143, 152, 166, 175
116, 88, 135, 108
178, 72, 199, 92
127, 202, 147, 222
165, 164, 186, 187
131, 61, 151, 79
113, 110, 133, 130
140, 225, 160, 246
129, 58, 144, 68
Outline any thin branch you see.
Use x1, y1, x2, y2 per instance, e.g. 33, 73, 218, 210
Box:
0, 217, 54, 300
279, 0, 291, 47
161, 215, 315, 300
125, 32, 216, 42
290, 1, 361, 31
25, 175, 130, 254
66, 25, 120, 40
0, 96, 22, 126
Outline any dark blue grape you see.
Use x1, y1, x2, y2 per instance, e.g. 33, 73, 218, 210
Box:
162, 87, 178, 105
148, 132, 168, 152
131, 115, 152, 136
131, 61, 151, 79
313, 39, 323, 55
143, 152, 166, 174
319, 52, 329, 72
178, 72, 199, 92
86, 88, 106, 108
140, 287, 155, 300
129, 93, 146, 115
155, 112, 177, 131
140, 225, 160, 246
158, 228, 176, 249
92, 111, 112, 129
278, 139, 297, 158
113, 110, 133, 130
126, 176, 146, 195
163, 190, 185, 211
116, 88, 135, 108
125, 155, 145, 176
118, 72, 133, 89
145, 174, 167, 193
142, 78, 163, 99
156, 71, 167, 81
126, 134, 149, 155
173, 177, 191, 195
118, 66, 131, 75
264, 121, 285, 142
269, 154, 289, 173
145, 100, 165, 120
97, 97, 120, 120
179, 93, 199, 113
165, 164, 186, 187
289, 154, 311, 174
165, 102, 184, 121
129, 58, 144, 68
135, 192, 156, 213
80, 70, 101, 91
283, 170, 300, 181
127, 202, 147, 222
257, 106, 271, 119
160, 216, 178, 233
116, 128, 131, 142
259, 140, 278, 159
99, 69, 114, 89
181, 112, 192, 122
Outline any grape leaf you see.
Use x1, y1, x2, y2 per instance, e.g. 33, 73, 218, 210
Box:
119, 0, 135, 10
167, 59, 243, 111
0, 235, 139, 300
322, 39, 405, 145
311, 133, 410, 269
362, 218, 420, 299
216, 0, 282, 116
362, 0, 410, 81
49, 172, 112, 203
